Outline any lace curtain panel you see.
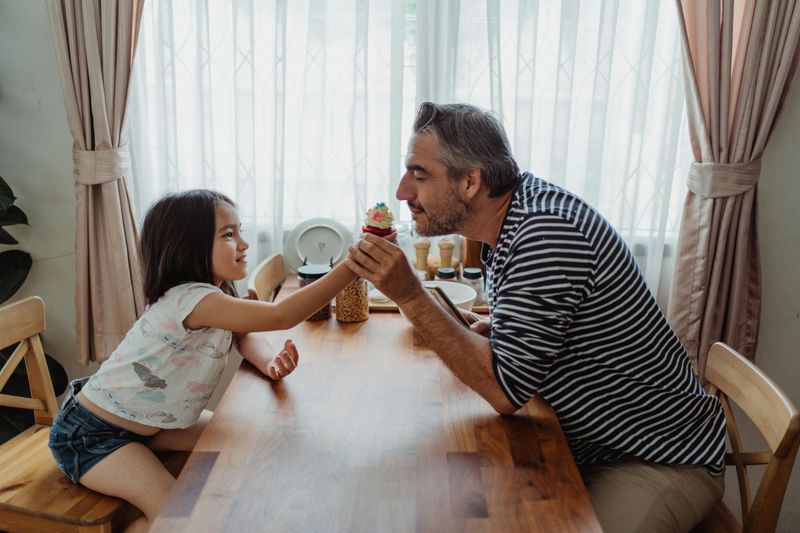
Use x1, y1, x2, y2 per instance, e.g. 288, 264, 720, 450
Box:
128, 0, 691, 306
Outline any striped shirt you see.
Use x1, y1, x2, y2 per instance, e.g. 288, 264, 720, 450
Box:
482, 173, 726, 474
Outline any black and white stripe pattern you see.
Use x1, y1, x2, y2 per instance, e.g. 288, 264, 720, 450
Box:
483, 173, 726, 474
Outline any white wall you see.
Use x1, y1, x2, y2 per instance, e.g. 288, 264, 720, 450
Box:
0, 0, 241, 407
746, 79, 800, 531
1, 2, 798, 530
0, 1, 86, 382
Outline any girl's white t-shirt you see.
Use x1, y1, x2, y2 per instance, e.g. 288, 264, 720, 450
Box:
82, 282, 233, 429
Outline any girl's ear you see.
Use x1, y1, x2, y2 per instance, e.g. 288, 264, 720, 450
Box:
460, 167, 482, 200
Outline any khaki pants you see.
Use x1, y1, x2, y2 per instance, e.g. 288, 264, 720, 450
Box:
579, 460, 724, 533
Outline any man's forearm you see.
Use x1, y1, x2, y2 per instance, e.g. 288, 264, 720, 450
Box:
398, 291, 517, 414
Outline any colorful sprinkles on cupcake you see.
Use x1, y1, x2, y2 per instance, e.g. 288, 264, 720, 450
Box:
362, 202, 396, 237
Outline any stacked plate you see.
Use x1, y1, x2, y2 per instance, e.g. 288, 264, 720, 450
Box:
283, 218, 355, 272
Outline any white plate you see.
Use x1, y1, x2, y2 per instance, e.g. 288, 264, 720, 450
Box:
368, 288, 392, 304
422, 280, 476, 310
367, 282, 477, 311
283, 218, 355, 272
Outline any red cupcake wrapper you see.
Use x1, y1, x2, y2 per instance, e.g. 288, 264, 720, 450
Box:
362, 225, 396, 237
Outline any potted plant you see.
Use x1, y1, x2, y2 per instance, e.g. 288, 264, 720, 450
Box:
0, 175, 67, 444
0, 175, 32, 299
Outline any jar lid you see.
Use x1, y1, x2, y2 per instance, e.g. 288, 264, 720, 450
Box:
435, 267, 456, 279
463, 267, 483, 280
297, 264, 332, 279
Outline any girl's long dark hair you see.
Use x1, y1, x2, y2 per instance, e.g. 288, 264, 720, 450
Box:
140, 189, 239, 305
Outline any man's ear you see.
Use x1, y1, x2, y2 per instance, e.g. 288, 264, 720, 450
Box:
460, 167, 482, 200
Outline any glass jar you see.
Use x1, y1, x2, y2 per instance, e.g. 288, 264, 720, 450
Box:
462, 267, 485, 306
297, 264, 332, 320
434, 267, 457, 281
396, 223, 415, 265
335, 277, 369, 322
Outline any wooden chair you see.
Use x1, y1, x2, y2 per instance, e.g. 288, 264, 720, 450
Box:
246, 252, 285, 302
694, 342, 800, 533
0, 297, 185, 533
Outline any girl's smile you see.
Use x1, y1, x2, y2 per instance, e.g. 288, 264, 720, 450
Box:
212, 201, 250, 285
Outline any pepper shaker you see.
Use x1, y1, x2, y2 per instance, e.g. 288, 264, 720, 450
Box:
413, 238, 431, 279
438, 239, 455, 269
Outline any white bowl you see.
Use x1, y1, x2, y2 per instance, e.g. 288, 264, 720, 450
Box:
422, 280, 477, 310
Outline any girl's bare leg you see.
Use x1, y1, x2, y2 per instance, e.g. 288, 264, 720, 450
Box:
78, 442, 176, 532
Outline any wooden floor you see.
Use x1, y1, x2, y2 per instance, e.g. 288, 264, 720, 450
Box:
151, 279, 600, 532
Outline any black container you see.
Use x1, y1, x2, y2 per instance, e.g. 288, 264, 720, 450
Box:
434, 267, 457, 281
298, 264, 332, 320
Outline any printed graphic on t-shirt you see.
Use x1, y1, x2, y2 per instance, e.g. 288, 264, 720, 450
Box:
134, 389, 166, 403
170, 353, 202, 368
147, 410, 177, 424
197, 341, 226, 359
81, 283, 230, 429
140, 317, 156, 337
186, 381, 216, 393
133, 362, 167, 389
160, 332, 190, 353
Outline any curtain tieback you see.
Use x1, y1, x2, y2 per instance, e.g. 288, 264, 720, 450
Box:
73, 145, 132, 186
687, 159, 761, 198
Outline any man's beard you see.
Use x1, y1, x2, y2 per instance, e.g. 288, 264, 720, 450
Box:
412, 185, 471, 236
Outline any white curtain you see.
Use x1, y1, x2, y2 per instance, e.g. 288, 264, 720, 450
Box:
129, 0, 690, 306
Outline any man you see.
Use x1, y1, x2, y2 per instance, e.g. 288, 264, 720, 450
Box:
346, 102, 726, 532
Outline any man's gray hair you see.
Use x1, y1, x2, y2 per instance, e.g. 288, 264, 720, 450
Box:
412, 102, 520, 197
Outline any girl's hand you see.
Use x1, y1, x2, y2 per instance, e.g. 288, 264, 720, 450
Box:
266, 339, 299, 381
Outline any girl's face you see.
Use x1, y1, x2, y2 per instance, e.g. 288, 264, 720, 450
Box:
211, 201, 249, 286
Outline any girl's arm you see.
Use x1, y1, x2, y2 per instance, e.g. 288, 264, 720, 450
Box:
184, 261, 356, 332
236, 333, 299, 381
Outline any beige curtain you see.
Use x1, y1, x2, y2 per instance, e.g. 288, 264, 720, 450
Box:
669, 0, 800, 379
47, 1, 146, 365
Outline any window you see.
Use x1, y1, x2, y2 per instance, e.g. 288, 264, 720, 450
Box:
129, 0, 689, 302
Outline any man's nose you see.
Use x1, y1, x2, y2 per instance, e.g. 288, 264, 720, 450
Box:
396, 172, 414, 201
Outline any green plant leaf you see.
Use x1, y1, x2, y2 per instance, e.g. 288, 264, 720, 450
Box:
0, 205, 28, 227
0, 176, 15, 214
0, 227, 18, 245
0, 250, 32, 304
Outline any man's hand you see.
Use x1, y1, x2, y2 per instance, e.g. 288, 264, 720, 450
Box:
469, 319, 491, 337
266, 339, 299, 381
346, 233, 424, 305
459, 309, 491, 338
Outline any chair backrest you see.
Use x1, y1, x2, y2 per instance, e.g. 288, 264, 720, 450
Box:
705, 342, 800, 533
0, 296, 58, 425
246, 253, 285, 302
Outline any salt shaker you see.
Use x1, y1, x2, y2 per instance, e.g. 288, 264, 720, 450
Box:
438, 238, 455, 269
462, 267, 485, 306
413, 238, 431, 280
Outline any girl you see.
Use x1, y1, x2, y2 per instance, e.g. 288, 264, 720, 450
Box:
49, 190, 361, 532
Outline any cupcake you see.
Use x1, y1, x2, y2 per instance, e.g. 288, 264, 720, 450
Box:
362, 202, 396, 237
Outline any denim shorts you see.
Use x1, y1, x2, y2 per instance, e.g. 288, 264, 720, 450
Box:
48, 377, 149, 483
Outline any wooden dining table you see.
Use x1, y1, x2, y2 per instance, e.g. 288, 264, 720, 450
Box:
151, 277, 601, 532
